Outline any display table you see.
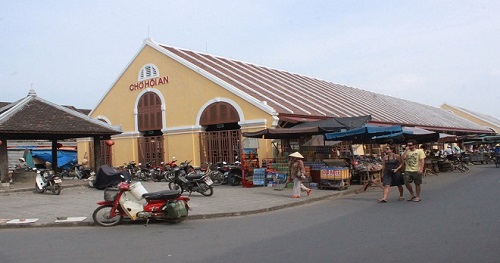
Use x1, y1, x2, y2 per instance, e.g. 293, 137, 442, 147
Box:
437, 160, 453, 172
469, 153, 488, 164
358, 169, 381, 185
319, 167, 350, 190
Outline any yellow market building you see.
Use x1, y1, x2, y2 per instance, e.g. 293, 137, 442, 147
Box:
79, 39, 492, 168
80, 39, 277, 167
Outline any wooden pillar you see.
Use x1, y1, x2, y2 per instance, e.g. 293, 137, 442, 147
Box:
51, 140, 58, 171
0, 138, 8, 183
93, 136, 101, 169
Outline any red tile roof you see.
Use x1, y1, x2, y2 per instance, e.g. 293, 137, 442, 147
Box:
151, 41, 491, 134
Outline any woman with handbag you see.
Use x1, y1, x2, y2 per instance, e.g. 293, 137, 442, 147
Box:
288, 152, 312, 198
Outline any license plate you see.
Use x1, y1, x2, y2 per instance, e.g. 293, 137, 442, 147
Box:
204, 177, 213, 185
54, 179, 62, 183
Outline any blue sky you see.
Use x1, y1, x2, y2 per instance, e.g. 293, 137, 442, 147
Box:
1, 0, 499, 120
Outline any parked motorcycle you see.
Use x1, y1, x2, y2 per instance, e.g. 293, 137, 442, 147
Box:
203, 162, 226, 185
150, 162, 167, 182
135, 161, 154, 181
169, 160, 214, 196
224, 161, 243, 186
124, 161, 140, 179
163, 159, 178, 182
35, 169, 62, 195
92, 180, 190, 227
74, 164, 93, 180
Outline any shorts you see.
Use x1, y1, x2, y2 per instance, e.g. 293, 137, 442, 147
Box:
404, 171, 422, 185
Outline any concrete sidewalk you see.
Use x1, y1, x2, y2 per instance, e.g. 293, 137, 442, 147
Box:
0, 178, 359, 228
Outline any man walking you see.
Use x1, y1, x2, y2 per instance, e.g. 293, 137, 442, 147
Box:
402, 139, 426, 202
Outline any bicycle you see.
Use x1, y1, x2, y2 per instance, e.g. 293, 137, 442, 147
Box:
450, 155, 469, 172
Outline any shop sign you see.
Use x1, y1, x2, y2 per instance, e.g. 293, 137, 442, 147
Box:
129, 75, 169, 91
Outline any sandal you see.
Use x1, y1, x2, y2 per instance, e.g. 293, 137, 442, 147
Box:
378, 199, 387, 203
398, 197, 405, 201
291, 195, 301, 199
407, 196, 416, 201
413, 197, 421, 202
306, 189, 312, 196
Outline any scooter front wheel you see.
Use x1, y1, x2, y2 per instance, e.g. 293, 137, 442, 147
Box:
52, 183, 61, 195
92, 205, 123, 227
35, 182, 45, 193
168, 182, 184, 194
199, 183, 214, 196
229, 172, 241, 186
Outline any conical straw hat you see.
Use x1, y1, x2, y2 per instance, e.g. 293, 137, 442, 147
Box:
289, 152, 304, 159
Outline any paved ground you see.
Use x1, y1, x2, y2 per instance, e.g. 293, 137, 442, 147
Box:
0, 176, 361, 228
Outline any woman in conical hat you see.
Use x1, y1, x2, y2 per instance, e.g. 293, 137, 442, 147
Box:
288, 152, 311, 198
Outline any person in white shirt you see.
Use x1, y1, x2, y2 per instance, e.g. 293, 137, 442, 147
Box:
444, 145, 454, 159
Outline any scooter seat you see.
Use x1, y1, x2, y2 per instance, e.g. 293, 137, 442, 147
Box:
142, 190, 181, 200
185, 173, 203, 180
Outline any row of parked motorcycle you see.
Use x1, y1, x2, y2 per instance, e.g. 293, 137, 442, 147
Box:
33, 163, 94, 195
121, 159, 243, 186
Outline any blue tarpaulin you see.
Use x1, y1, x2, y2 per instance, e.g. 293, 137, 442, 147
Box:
31, 150, 78, 169
371, 127, 440, 143
324, 125, 402, 143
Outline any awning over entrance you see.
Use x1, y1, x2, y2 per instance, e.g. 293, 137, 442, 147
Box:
371, 126, 440, 144
242, 115, 371, 139
277, 115, 326, 124
243, 127, 327, 139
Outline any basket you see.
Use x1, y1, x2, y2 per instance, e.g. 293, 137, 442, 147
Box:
167, 200, 188, 219
104, 188, 119, 202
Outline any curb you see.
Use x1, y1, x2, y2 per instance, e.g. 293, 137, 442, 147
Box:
0, 183, 89, 194
0, 187, 359, 229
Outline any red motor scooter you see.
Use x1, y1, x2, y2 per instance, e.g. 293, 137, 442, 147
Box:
92, 181, 190, 227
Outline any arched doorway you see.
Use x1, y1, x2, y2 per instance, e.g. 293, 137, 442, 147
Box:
199, 102, 241, 164
137, 91, 164, 165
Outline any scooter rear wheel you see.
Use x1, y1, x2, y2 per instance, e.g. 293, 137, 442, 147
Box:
229, 172, 241, 186
92, 205, 123, 227
35, 182, 45, 193
52, 183, 61, 195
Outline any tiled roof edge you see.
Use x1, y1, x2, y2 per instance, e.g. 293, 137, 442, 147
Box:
148, 39, 278, 116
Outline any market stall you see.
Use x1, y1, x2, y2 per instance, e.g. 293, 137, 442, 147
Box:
241, 115, 372, 190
